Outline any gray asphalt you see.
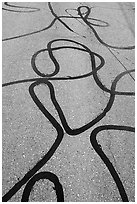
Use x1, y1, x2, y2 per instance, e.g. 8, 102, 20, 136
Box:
2, 2, 135, 202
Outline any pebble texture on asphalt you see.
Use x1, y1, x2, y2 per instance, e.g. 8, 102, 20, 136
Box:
2, 2, 135, 202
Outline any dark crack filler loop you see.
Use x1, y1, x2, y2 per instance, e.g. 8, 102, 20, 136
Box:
30, 39, 135, 136
2, 80, 64, 201
77, 5, 135, 50
90, 125, 135, 202
65, 7, 109, 27
3, 39, 105, 87
2, 2, 40, 13
21, 172, 64, 202
2, 38, 135, 202
3, 2, 135, 51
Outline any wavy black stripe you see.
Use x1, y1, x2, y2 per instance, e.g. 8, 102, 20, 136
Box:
2, 30, 135, 202
3, 1, 135, 52
90, 125, 135, 202
2, 81, 64, 201
21, 171, 64, 202
31, 43, 104, 78
3, 38, 134, 98
65, 8, 109, 27
3, 2, 40, 12
77, 6, 135, 50
40, 69, 133, 135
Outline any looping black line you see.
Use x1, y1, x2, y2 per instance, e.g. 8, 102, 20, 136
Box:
2, 2, 40, 13
2, 80, 64, 202
2, 2, 135, 51
21, 171, 64, 202
77, 5, 135, 50
2, 2, 135, 202
31, 38, 104, 78
31, 67, 134, 136
65, 8, 109, 27
2, 41, 135, 202
90, 125, 135, 202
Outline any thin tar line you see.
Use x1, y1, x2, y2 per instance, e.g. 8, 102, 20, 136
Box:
107, 47, 135, 81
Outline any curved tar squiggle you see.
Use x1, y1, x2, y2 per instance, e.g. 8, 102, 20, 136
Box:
90, 125, 135, 202
3, 2, 135, 52
77, 5, 135, 50
2, 2, 40, 13
21, 172, 64, 202
2, 80, 64, 201
2, 11, 135, 199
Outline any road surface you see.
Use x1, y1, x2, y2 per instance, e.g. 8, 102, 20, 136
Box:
2, 2, 135, 202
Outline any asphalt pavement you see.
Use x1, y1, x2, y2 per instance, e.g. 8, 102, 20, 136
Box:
2, 2, 135, 202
